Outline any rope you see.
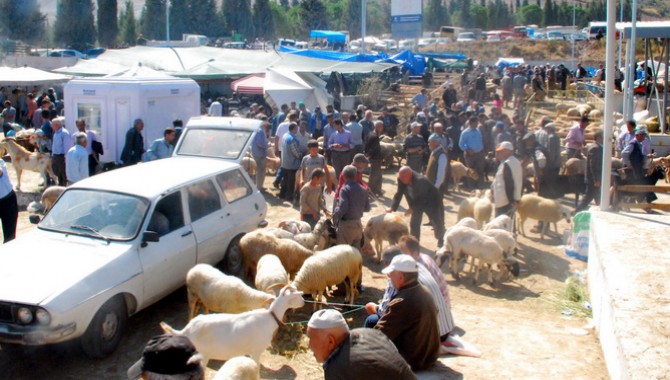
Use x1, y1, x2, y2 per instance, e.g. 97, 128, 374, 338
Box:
283, 300, 368, 326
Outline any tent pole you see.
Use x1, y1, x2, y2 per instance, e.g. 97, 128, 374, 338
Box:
600, 0, 616, 211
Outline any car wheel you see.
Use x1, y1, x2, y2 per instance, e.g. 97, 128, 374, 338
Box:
220, 235, 244, 277
80, 296, 127, 359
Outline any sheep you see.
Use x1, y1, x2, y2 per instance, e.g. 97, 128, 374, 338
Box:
437, 226, 509, 285
566, 108, 581, 118
278, 220, 312, 235
589, 109, 602, 120
516, 194, 571, 240
564, 157, 585, 176
292, 245, 363, 310
450, 160, 479, 192
380, 142, 397, 168
361, 213, 410, 262
186, 264, 275, 320
380, 135, 393, 143
255, 254, 289, 296
457, 190, 481, 221
292, 217, 332, 251
160, 285, 305, 366
213, 357, 260, 380
262, 227, 296, 240
473, 189, 493, 229
483, 229, 519, 258
40, 185, 66, 214
239, 230, 313, 280
556, 103, 571, 116
241, 156, 256, 177
265, 144, 281, 175
483, 214, 512, 232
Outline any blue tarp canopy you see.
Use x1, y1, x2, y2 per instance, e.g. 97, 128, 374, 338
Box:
309, 30, 347, 43
390, 50, 426, 75
421, 52, 468, 61
495, 57, 525, 68
279, 46, 389, 63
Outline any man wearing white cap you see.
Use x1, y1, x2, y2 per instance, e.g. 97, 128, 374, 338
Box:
374, 254, 440, 371
307, 309, 416, 379
492, 141, 522, 219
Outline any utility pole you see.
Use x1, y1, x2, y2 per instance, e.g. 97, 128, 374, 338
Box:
166, 0, 171, 41
361, 0, 367, 54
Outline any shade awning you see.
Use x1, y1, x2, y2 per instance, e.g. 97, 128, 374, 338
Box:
0, 66, 71, 86
231, 74, 265, 94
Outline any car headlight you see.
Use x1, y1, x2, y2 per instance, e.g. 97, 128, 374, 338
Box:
17, 307, 33, 324
35, 308, 51, 325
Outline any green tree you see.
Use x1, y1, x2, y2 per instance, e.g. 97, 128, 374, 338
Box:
140, 0, 165, 40
222, 0, 255, 38
168, 0, 190, 40
190, 0, 224, 36
517, 4, 542, 25
299, 0, 328, 35
271, 2, 293, 37
0, 0, 46, 45
97, 0, 118, 47
460, 0, 472, 27
346, 0, 362, 39
118, 0, 137, 45
326, 0, 346, 31
253, 0, 275, 39
470, 3, 488, 29
280, 0, 290, 9
425, 0, 449, 31
542, 0, 555, 26
367, 0, 390, 36
54, 0, 96, 51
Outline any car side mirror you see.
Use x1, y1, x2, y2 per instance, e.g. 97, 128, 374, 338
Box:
141, 231, 160, 247
29, 215, 41, 224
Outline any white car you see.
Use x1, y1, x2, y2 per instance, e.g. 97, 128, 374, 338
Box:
0, 117, 268, 357
456, 32, 477, 42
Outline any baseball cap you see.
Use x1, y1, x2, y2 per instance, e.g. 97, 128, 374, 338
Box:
635, 126, 647, 135
428, 133, 441, 143
127, 334, 200, 379
495, 121, 505, 129
297, 101, 305, 107
308, 309, 349, 330
382, 254, 418, 274
496, 141, 514, 151
353, 153, 369, 164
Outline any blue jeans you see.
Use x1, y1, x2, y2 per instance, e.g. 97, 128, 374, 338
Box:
363, 314, 380, 328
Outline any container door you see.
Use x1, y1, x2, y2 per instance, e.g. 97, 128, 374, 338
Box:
114, 97, 132, 164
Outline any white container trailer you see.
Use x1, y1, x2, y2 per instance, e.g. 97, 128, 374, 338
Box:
64, 76, 200, 164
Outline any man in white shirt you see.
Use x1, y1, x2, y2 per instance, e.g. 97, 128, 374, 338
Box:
66, 133, 89, 184
208, 97, 223, 116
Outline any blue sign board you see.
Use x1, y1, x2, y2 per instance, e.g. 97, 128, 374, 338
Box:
391, 14, 423, 23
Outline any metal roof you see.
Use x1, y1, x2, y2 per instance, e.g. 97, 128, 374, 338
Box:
616, 21, 670, 39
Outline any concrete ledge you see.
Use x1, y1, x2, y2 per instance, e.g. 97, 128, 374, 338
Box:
588, 211, 670, 380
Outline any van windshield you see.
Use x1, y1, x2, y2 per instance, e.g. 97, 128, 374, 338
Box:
40, 189, 149, 240
176, 128, 253, 160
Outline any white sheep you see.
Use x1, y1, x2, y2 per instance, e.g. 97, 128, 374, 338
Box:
361, 213, 410, 262
262, 227, 296, 240
437, 226, 511, 285
457, 190, 481, 221
483, 214, 512, 232
240, 230, 313, 280
186, 264, 275, 320
255, 254, 289, 296
241, 156, 256, 177
212, 357, 260, 380
161, 285, 305, 366
473, 189, 493, 229
293, 245, 362, 310
292, 217, 332, 251
450, 161, 479, 192
278, 220, 312, 235
516, 194, 571, 240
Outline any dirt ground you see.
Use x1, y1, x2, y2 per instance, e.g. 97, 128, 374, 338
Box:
0, 152, 608, 380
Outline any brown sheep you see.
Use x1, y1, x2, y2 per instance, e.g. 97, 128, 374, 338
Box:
240, 231, 313, 281
361, 213, 409, 262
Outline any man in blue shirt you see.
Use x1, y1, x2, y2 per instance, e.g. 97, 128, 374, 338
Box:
308, 106, 327, 139
412, 88, 428, 109
328, 119, 354, 179
251, 121, 269, 191
280, 123, 302, 201
0, 157, 18, 243
66, 133, 89, 184
459, 116, 485, 188
144, 127, 176, 161
50, 117, 71, 186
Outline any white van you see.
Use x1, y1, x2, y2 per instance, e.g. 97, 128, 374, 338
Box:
0, 117, 267, 358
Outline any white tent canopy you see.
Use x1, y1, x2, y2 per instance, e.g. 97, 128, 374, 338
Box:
0, 66, 70, 86
264, 67, 331, 111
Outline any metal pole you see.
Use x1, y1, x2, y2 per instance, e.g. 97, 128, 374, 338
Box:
625, 0, 637, 121
571, 0, 576, 70
599, 0, 616, 211
166, 0, 171, 41
617, 0, 624, 69
664, 39, 669, 133
623, 40, 631, 118
361, 0, 367, 54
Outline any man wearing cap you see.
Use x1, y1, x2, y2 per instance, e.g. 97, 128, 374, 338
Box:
127, 334, 204, 380
388, 166, 445, 247
333, 165, 370, 247
492, 141, 522, 219
565, 115, 589, 160
426, 132, 450, 196
375, 254, 440, 371
307, 309, 416, 380
459, 116, 485, 188
308, 106, 327, 139
328, 119, 354, 179
575, 129, 604, 213
404, 122, 427, 173
379, 106, 399, 138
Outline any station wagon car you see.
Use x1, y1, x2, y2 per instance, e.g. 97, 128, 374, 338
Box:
0, 117, 267, 357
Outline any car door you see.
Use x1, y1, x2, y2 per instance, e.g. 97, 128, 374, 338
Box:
186, 178, 231, 265
139, 191, 196, 304
215, 169, 262, 237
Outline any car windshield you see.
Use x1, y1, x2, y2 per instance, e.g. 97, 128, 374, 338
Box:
176, 128, 253, 160
40, 189, 150, 240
